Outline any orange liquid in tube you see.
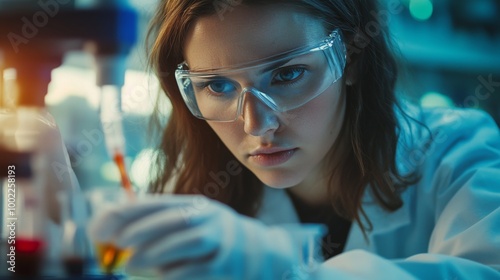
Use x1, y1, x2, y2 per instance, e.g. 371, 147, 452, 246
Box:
95, 242, 133, 274
113, 153, 135, 198
94, 153, 135, 274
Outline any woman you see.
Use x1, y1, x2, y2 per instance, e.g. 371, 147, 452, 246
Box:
89, 0, 500, 279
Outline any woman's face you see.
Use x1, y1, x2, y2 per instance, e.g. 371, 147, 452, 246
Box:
183, 4, 346, 189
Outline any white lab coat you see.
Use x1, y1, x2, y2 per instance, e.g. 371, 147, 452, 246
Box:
257, 105, 500, 279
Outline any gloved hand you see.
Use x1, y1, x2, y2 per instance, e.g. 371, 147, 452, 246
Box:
87, 194, 326, 280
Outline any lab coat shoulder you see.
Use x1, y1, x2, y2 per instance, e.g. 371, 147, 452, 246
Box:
402, 107, 500, 215
322, 106, 500, 279
418, 107, 500, 268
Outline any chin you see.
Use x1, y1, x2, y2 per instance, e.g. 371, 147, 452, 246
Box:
253, 169, 304, 189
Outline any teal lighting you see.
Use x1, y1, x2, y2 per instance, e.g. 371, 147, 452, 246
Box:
409, 0, 433, 21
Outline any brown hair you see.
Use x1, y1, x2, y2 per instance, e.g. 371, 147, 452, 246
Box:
146, 0, 418, 232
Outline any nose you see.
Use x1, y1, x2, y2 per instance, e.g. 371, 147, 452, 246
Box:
241, 89, 280, 137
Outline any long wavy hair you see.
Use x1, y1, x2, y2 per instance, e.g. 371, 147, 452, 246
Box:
146, 0, 418, 233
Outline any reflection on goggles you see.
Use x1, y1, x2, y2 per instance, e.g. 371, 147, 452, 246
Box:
175, 29, 346, 122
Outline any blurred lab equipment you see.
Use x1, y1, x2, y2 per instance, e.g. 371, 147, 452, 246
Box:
0, 0, 138, 278
0, 148, 46, 277
388, 0, 500, 124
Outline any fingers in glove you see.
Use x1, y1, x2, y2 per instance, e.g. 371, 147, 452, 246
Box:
115, 207, 192, 248
126, 225, 220, 268
87, 195, 200, 243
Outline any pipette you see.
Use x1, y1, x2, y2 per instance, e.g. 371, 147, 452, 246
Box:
98, 85, 137, 273
99, 85, 135, 197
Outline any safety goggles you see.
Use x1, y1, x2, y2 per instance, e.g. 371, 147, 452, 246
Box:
175, 29, 346, 122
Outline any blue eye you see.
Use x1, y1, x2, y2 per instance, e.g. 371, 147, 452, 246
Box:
274, 67, 305, 83
208, 80, 237, 94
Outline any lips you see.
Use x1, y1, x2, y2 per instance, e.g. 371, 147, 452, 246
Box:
249, 147, 298, 167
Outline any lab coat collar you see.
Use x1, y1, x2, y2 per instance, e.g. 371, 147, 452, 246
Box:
256, 185, 413, 253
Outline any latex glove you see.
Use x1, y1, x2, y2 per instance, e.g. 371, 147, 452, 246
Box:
87, 195, 326, 280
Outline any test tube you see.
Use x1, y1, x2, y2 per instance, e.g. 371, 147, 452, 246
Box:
99, 85, 134, 195
100, 85, 125, 158
97, 81, 136, 276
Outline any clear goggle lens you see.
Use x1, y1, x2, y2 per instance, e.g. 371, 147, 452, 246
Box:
175, 29, 346, 122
